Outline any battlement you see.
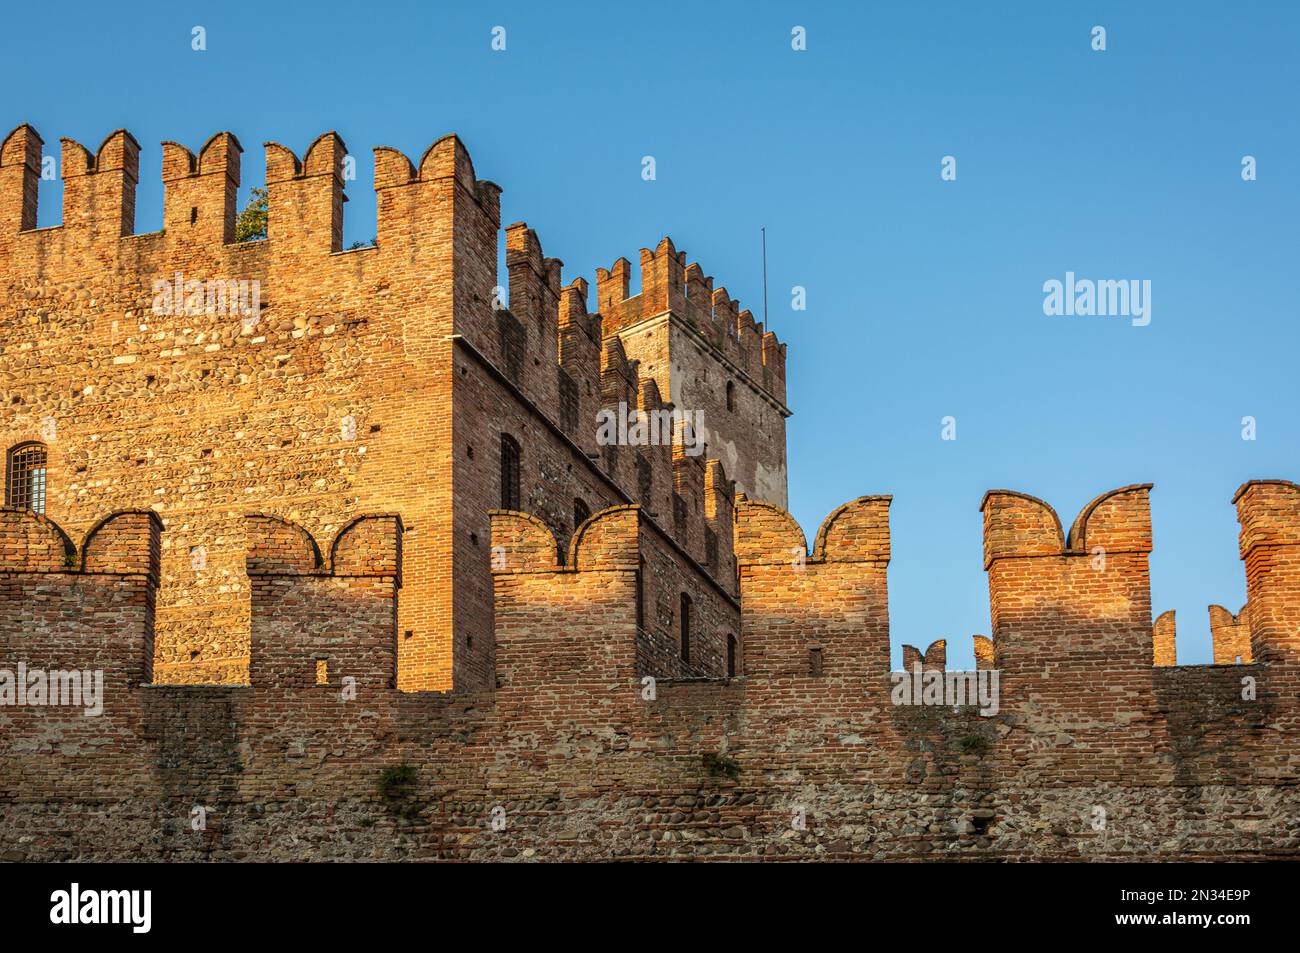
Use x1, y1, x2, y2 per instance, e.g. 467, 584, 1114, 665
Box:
1209, 602, 1252, 663
0, 124, 502, 273
1232, 479, 1300, 664
0, 507, 161, 689
1153, 609, 1178, 665
981, 484, 1156, 676
245, 514, 402, 690
468, 219, 741, 570
11, 481, 1288, 692
0, 124, 776, 420
981, 483, 1154, 568
2, 483, 1298, 861
595, 237, 786, 405
902, 640, 947, 671
1152, 603, 1253, 667
734, 493, 892, 678
490, 501, 737, 680
0, 506, 161, 578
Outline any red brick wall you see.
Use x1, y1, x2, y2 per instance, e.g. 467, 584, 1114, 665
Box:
1, 490, 1298, 861
247, 514, 400, 691
0, 509, 159, 810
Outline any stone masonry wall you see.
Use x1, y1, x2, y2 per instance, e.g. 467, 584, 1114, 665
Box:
0, 125, 472, 689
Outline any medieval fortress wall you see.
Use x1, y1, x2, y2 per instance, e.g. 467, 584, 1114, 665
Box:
0, 124, 784, 692
0, 124, 1297, 861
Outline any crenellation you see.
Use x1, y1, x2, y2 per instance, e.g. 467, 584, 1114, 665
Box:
81, 510, 163, 579
1153, 609, 1177, 666
671, 441, 705, 561
595, 256, 631, 321
640, 238, 686, 319
591, 240, 785, 440
735, 308, 761, 380
1208, 602, 1251, 663
702, 458, 735, 585
901, 639, 946, 672
161, 133, 242, 244
761, 330, 786, 404
599, 333, 636, 410
682, 261, 713, 334
2, 485, 1298, 860
1233, 479, 1300, 663
0, 125, 42, 243
59, 130, 141, 240
980, 489, 1065, 568
983, 485, 1155, 674
503, 222, 562, 412
265, 133, 346, 254
557, 277, 602, 456
248, 514, 400, 691
0, 507, 160, 691
0, 505, 76, 571
491, 506, 641, 695
736, 494, 892, 679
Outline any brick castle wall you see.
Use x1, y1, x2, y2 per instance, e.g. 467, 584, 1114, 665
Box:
0, 124, 784, 692
1, 480, 1297, 861
1, 121, 1295, 862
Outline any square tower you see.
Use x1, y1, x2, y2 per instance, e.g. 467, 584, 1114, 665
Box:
596, 238, 790, 508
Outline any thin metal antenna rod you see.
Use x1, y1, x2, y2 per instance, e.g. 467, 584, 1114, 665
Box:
761, 226, 768, 334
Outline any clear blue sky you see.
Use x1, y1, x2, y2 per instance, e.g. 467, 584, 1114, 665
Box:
5, 1, 1297, 664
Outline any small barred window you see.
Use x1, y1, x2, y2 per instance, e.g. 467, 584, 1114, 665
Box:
6, 443, 47, 514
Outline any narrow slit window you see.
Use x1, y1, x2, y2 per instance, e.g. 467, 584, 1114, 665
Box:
679, 592, 692, 664
500, 434, 521, 510
635, 558, 645, 631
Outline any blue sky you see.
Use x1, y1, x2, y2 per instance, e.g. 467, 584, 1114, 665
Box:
5, 1, 1297, 664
